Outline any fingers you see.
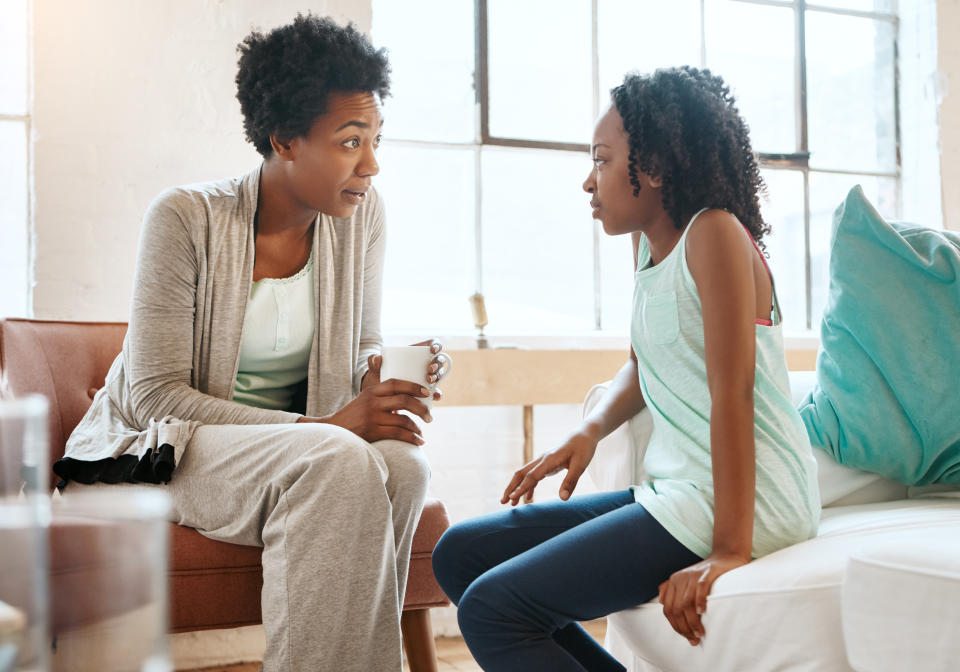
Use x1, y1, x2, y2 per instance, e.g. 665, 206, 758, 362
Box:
411, 339, 443, 355
377, 409, 423, 436
375, 379, 431, 399
427, 358, 445, 384
505, 455, 560, 506
679, 578, 703, 644
367, 353, 382, 373
379, 393, 432, 422
661, 575, 700, 645
501, 461, 536, 504
432, 388, 443, 402
695, 566, 711, 616
661, 579, 684, 639
371, 424, 424, 446
559, 454, 588, 500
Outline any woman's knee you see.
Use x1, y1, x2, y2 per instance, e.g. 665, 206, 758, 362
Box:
371, 439, 431, 495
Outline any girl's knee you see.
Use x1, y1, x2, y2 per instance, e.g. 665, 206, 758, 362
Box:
456, 575, 509, 633
432, 522, 483, 605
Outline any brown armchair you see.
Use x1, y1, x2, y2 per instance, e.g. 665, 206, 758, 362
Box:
0, 318, 450, 672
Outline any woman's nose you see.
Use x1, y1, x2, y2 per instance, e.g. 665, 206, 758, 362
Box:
359, 147, 379, 177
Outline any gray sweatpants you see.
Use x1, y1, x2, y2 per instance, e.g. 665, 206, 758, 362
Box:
71, 422, 431, 672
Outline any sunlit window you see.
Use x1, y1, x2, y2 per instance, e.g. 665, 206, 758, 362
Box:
0, 0, 30, 318
372, 0, 903, 334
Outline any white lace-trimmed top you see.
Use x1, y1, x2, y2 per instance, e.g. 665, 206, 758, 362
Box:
233, 249, 315, 411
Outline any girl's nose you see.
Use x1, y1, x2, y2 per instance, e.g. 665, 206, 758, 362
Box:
582, 172, 595, 194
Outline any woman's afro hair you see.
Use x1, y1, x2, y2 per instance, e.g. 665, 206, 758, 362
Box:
611, 66, 769, 248
236, 13, 391, 158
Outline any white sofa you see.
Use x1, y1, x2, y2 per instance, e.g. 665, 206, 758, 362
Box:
585, 370, 960, 672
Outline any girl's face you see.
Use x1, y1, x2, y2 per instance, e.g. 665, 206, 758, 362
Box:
582, 105, 663, 236
275, 91, 383, 219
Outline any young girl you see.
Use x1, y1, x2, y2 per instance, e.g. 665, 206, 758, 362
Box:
431, 66, 821, 671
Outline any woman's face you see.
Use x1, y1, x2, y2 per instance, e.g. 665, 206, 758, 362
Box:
277, 91, 383, 219
582, 104, 663, 236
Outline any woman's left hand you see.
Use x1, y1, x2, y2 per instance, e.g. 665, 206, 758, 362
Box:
658, 552, 749, 646
364, 339, 447, 401
413, 339, 448, 393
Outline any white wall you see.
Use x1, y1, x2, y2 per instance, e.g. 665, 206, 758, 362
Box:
939, 0, 960, 230
31, 0, 371, 321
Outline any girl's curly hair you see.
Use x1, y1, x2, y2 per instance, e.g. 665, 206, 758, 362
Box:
236, 14, 391, 158
611, 66, 769, 248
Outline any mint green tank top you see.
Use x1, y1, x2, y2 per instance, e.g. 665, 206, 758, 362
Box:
631, 210, 820, 559
233, 250, 315, 411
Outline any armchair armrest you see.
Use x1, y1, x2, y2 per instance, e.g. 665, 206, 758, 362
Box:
583, 382, 653, 492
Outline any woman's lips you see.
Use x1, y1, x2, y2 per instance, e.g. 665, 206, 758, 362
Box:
342, 189, 367, 204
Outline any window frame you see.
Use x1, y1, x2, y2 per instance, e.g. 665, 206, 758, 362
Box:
473, 0, 901, 330
0, 0, 33, 319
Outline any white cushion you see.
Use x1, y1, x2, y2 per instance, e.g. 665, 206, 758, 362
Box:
605, 498, 960, 672
842, 538, 960, 672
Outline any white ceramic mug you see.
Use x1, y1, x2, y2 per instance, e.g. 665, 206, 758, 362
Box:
379, 346, 452, 410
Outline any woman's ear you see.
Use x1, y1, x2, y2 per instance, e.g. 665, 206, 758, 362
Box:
269, 133, 295, 161
648, 173, 663, 189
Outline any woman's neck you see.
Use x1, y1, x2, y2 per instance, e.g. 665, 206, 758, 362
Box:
257, 159, 318, 237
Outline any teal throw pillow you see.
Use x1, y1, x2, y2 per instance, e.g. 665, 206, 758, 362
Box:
798, 186, 960, 485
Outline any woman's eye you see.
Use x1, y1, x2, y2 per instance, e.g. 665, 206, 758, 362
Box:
592, 157, 606, 167
343, 138, 360, 149
374, 134, 383, 148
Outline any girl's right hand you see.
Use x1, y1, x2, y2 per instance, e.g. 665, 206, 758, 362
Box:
501, 428, 600, 506
298, 379, 432, 445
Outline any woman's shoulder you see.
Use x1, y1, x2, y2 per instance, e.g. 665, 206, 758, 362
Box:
150, 173, 249, 216
144, 169, 257, 236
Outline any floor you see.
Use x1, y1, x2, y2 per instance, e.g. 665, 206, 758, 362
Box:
183, 619, 607, 672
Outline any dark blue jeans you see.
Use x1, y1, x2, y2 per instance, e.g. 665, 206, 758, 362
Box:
431, 490, 701, 672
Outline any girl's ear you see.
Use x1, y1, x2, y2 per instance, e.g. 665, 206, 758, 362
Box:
648, 173, 663, 189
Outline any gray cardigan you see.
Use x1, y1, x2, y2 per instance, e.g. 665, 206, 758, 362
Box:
59, 165, 384, 483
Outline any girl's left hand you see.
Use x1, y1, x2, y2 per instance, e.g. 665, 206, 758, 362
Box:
658, 552, 749, 646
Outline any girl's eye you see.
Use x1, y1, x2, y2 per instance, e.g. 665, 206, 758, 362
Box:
374, 134, 383, 148
592, 157, 606, 167
343, 138, 361, 149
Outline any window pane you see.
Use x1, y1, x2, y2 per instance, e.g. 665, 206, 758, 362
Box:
372, 0, 475, 143
705, 1, 796, 154
807, 1, 894, 13
481, 147, 595, 332
0, 0, 28, 115
376, 143, 476, 331
808, 172, 897, 328
0, 121, 28, 317
599, 226, 634, 332
487, 0, 592, 144
598, 0, 701, 98
806, 14, 896, 172
760, 169, 807, 332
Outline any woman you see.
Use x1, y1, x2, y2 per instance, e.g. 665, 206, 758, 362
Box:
55, 15, 445, 672
432, 67, 820, 671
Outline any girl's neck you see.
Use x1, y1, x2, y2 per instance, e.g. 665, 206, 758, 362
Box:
641, 213, 683, 266
256, 159, 318, 237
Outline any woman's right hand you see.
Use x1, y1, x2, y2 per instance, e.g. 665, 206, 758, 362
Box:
298, 379, 432, 445
500, 427, 600, 506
